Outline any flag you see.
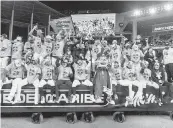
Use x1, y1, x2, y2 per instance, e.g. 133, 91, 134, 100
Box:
49, 16, 75, 36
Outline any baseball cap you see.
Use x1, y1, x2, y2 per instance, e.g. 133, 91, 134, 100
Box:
1, 34, 7, 39
16, 36, 22, 41
37, 29, 44, 33
112, 40, 117, 44
45, 35, 53, 40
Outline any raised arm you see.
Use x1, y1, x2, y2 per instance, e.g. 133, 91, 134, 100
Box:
28, 25, 38, 36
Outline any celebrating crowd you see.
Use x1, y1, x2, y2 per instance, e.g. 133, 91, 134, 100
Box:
0, 24, 173, 107
73, 17, 115, 37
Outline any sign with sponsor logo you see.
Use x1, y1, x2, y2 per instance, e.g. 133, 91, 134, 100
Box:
0, 89, 106, 106
49, 17, 75, 35
152, 22, 173, 33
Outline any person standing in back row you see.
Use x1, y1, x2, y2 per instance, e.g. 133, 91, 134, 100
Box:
0, 34, 11, 68
163, 45, 173, 83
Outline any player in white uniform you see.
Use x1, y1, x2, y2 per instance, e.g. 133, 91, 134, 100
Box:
40, 35, 53, 64
89, 40, 102, 72
122, 42, 131, 68
109, 61, 123, 105
52, 30, 67, 66
28, 25, 43, 63
0, 34, 12, 89
0, 34, 12, 68
130, 45, 144, 79
24, 36, 34, 54
72, 58, 95, 102
39, 57, 55, 104
20, 58, 41, 104
55, 59, 73, 102
110, 61, 123, 86
5, 59, 25, 104
163, 46, 173, 82
11, 36, 23, 60
110, 40, 121, 66
117, 69, 144, 107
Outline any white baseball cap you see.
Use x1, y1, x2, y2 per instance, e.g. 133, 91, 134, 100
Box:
112, 40, 117, 44
46, 35, 53, 39
16, 36, 22, 41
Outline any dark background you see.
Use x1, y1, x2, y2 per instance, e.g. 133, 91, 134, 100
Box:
41, 1, 166, 15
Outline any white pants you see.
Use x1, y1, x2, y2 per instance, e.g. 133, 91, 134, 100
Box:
39, 79, 55, 87
118, 80, 135, 99
7, 78, 22, 101
51, 57, 57, 67
20, 78, 40, 104
111, 79, 117, 86
0, 78, 12, 90
0, 57, 9, 68
72, 79, 93, 87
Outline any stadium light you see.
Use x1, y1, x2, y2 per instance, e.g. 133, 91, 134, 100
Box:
164, 4, 173, 11
131, 3, 173, 17
133, 10, 141, 16
149, 8, 156, 14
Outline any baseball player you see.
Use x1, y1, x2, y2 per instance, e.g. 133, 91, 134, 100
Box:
39, 56, 55, 104
117, 69, 144, 107
5, 59, 26, 104
0, 34, 12, 68
72, 57, 95, 103
163, 46, 173, 82
20, 57, 41, 105
130, 45, 144, 78
28, 25, 43, 62
52, 30, 68, 67
40, 35, 53, 64
11, 36, 23, 60
110, 61, 123, 86
55, 59, 73, 102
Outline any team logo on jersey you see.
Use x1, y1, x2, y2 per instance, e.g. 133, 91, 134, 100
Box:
12, 46, 18, 52
54, 43, 60, 50
36, 42, 41, 48
46, 69, 52, 78
29, 68, 35, 76
77, 69, 84, 75
46, 46, 52, 53
12, 70, 20, 76
114, 69, 121, 80
132, 53, 140, 62
63, 70, 69, 77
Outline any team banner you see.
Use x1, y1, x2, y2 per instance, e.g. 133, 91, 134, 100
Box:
71, 13, 116, 37
152, 22, 173, 33
49, 16, 75, 35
